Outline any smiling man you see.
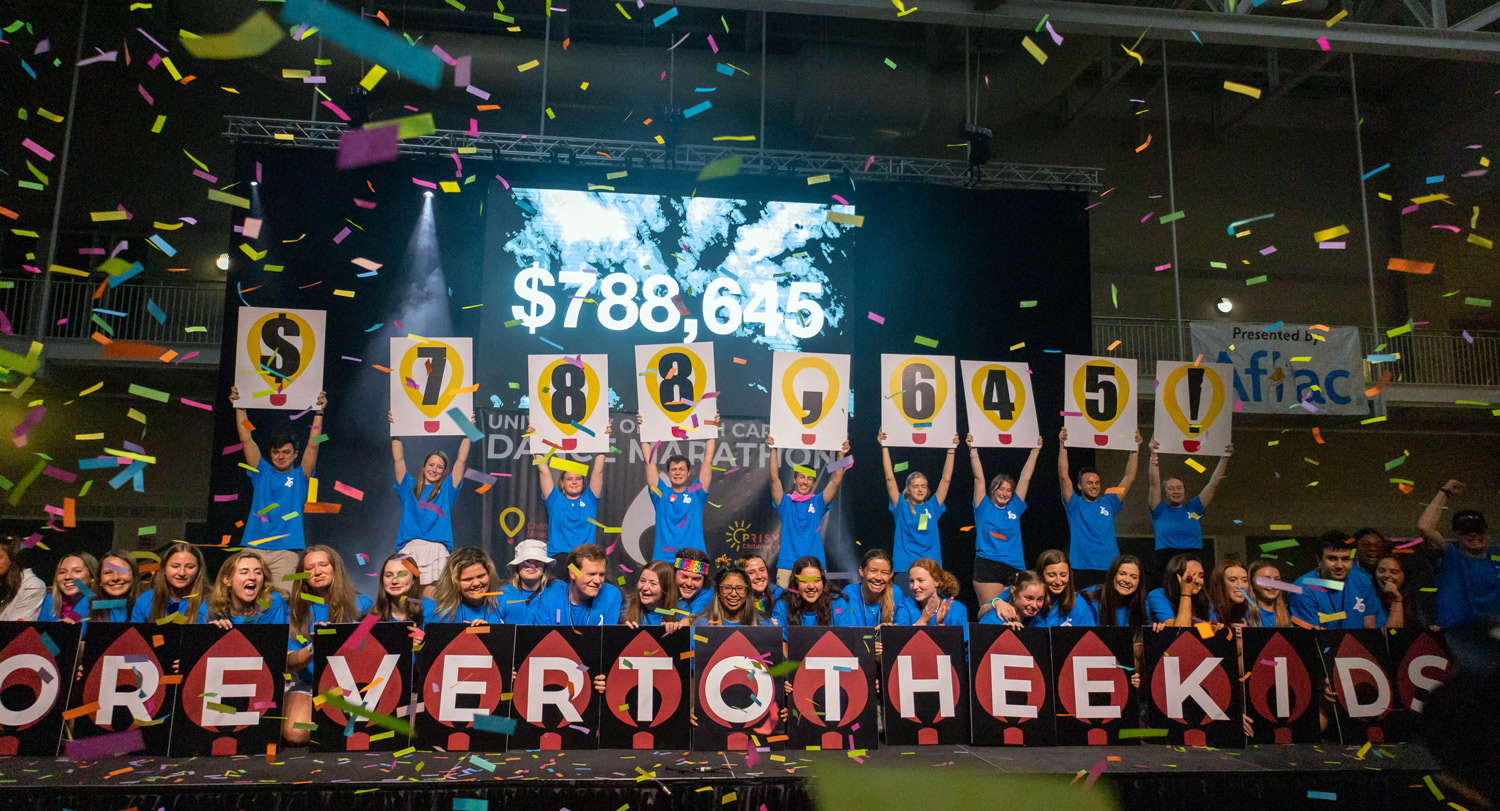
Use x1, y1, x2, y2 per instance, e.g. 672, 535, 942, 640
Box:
230, 385, 326, 590
1418, 479, 1500, 629
638, 416, 718, 563
529, 543, 622, 626
1146, 437, 1233, 583
1289, 531, 1382, 629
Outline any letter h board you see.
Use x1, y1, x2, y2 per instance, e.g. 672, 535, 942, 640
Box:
881, 625, 968, 746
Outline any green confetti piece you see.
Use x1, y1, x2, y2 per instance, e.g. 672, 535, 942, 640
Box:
883, 58, 897, 69
913, 335, 939, 348
1018, 300, 1037, 308
1210, 261, 1227, 268
1245, 275, 1268, 285
767, 660, 801, 677
1258, 539, 1299, 552
1464, 297, 1492, 307
1116, 728, 1170, 738
1111, 283, 1119, 307
1384, 455, 1407, 470
892, 461, 909, 472
128, 383, 169, 402
1158, 210, 1185, 224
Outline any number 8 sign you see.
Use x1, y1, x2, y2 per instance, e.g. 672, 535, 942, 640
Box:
528, 354, 610, 454
1062, 355, 1138, 450
880, 354, 957, 448
389, 337, 474, 437
635, 342, 718, 443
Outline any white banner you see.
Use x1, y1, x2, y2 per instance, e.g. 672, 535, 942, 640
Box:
528, 354, 610, 454
390, 337, 474, 437
1152, 360, 1233, 456
769, 351, 850, 451
1189, 322, 1366, 415
959, 360, 1040, 449
880, 354, 957, 448
234, 307, 325, 410
634, 342, 718, 443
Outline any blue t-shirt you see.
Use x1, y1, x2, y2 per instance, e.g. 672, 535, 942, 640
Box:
1063, 492, 1122, 571
199, 591, 289, 624
528, 580, 623, 626
1145, 587, 1218, 624
1080, 587, 1133, 628
771, 598, 832, 641
775, 494, 831, 570
1150, 496, 1205, 551
680, 586, 713, 617
1432, 543, 1500, 628
1288, 571, 1381, 629
624, 604, 666, 626
974, 495, 1026, 568
395, 473, 463, 551
1347, 565, 1388, 627
38, 596, 84, 623
544, 488, 600, 558
1036, 597, 1095, 628
130, 589, 197, 623
496, 582, 546, 624
835, 582, 904, 626
649, 476, 709, 561
890, 496, 946, 572
1255, 605, 1280, 627
290, 593, 375, 684
894, 595, 970, 642
422, 596, 505, 625
242, 458, 308, 551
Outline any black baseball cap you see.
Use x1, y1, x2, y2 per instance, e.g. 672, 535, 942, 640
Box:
1453, 510, 1488, 534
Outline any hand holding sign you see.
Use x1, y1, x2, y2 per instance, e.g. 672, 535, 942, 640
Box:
961, 360, 1039, 448
880, 354, 957, 448
390, 337, 474, 436
1062, 355, 1138, 450
1152, 361, 1233, 455
235, 307, 325, 410
769, 351, 850, 450
528, 354, 609, 454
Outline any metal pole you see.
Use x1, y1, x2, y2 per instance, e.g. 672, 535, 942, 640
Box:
310, 36, 324, 121
33, 0, 89, 341
540, 10, 551, 136
1350, 53, 1379, 336
964, 28, 972, 127
1162, 39, 1185, 359
760, 10, 767, 151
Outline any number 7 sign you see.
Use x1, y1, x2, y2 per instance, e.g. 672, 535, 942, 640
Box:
960, 360, 1039, 448
1062, 355, 1138, 450
389, 337, 474, 436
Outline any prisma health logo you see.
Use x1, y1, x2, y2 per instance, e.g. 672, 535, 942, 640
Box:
725, 520, 773, 554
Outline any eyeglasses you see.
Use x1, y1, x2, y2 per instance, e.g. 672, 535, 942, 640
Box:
720, 585, 748, 594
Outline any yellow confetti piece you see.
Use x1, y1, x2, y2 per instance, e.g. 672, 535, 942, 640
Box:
517, 59, 540, 72
1468, 233, 1493, 249
90, 211, 128, 222
1223, 81, 1262, 99
1318, 611, 1347, 622
1009, 341, 1025, 351
333, 289, 355, 298
1270, 524, 1292, 530
1326, 8, 1348, 25
440, 181, 461, 193
1184, 458, 1205, 473
1021, 36, 1047, 64
359, 65, 388, 91
807, 174, 831, 185
1313, 224, 1349, 242
1121, 44, 1143, 65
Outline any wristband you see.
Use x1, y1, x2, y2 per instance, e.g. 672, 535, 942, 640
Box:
1440, 488, 1454, 497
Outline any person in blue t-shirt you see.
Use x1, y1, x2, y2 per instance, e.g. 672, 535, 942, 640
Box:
1289, 532, 1382, 630
740, 554, 783, 618
621, 560, 686, 628
879, 428, 958, 594
89, 550, 142, 623
968, 432, 1043, 610
1146, 437, 1231, 584
1246, 559, 1291, 627
200, 550, 290, 626
1418, 480, 1500, 629
984, 549, 1095, 627
979, 569, 1046, 627
532, 421, 611, 574
766, 435, 850, 586
696, 566, 761, 627
283, 545, 375, 746
389, 409, 475, 598
1146, 553, 1213, 626
1057, 426, 1141, 590
638, 426, 718, 562
131, 542, 210, 624
673, 549, 714, 616
1080, 554, 1148, 629
496, 540, 555, 624
772, 556, 839, 641
423, 547, 506, 626
369, 552, 426, 625
528, 544, 623, 626
36, 553, 97, 624
837, 548, 900, 627
230, 386, 325, 589
894, 558, 970, 643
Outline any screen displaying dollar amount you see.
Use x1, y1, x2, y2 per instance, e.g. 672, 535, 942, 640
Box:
511, 264, 827, 341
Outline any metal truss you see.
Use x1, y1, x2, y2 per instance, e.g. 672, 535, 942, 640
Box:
224, 116, 1102, 191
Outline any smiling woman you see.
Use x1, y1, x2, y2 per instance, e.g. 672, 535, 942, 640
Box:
203, 550, 288, 626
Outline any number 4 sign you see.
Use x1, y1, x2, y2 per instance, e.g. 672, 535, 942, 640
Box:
1062, 355, 1138, 451
960, 361, 1039, 449
880, 354, 957, 448
635, 343, 718, 443
528, 354, 610, 454
390, 338, 474, 437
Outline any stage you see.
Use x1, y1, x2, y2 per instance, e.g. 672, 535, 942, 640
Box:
0, 743, 1443, 811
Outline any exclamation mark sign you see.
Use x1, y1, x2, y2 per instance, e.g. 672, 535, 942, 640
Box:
1186, 367, 1204, 435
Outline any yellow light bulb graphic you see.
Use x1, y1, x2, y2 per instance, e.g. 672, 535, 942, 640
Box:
889, 358, 948, 445
970, 364, 1026, 445
1163, 364, 1224, 452
782, 356, 838, 445
399, 342, 465, 433
1071, 360, 1129, 446
539, 357, 600, 450
248, 311, 316, 407
648, 347, 708, 425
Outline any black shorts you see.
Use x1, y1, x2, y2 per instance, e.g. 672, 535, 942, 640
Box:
973, 556, 1021, 585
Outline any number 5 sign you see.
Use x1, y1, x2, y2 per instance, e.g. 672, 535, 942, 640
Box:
880, 354, 957, 448
528, 354, 610, 454
770, 351, 850, 451
235, 307, 326, 410
960, 361, 1039, 449
1062, 355, 1138, 450
635, 342, 718, 443
389, 338, 474, 437
1152, 360, 1233, 456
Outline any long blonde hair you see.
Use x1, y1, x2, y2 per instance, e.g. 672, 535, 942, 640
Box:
147, 542, 208, 623
623, 561, 678, 625
433, 547, 499, 620
1247, 559, 1291, 627
369, 553, 425, 623
206, 551, 275, 620
48, 553, 98, 621
289, 545, 360, 635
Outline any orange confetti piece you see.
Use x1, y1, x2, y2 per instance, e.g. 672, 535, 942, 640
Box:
1364, 369, 1393, 397
1312, 427, 1324, 444
1387, 257, 1434, 274
62, 701, 101, 720
733, 357, 746, 364
1135, 134, 1151, 153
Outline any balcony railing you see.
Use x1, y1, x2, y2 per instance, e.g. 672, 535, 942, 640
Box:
1093, 317, 1500, 389
0, 277, 224, 345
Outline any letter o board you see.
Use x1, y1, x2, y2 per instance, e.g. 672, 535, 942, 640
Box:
880, 625, 968, 746
0, 622, 79, 756
1319, 629, 1396, 746
694, 626, 785, 752
1049, 626, 1137, 746
1143, 628, 1242, 747
787, 626, 879, 751
510, 626, 602, 751
170, 623, 286, 757
415, 623, 515, 753
311, 622, 414, 752
1241, 627, 1322, 744
599, 626, 690, 750
969, 624, 1055, 747
67, 623, 179, 756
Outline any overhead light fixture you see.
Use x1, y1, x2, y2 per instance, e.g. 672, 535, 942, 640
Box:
216, 253, 230, 271
1217, 298, 1233, 313
424, 190, 434, 198
250, 180, 259, 187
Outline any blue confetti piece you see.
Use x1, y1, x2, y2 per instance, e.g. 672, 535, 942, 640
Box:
489, 395, 502, 408
472, 713, 518, 734
453, 801, 489, 811
146, 299, 166, 324
355, 270, 378, 277
90, 598, 126, 610
716, 63, 734, 75
1361, 163, 1389, 180
539, 336, 565, 351
683, 100, 712, 118
108, 460, 147, 490
1191, 30, 1202, 43
1307, 791, 1336, 801
1366, 353, 1400, 363
148, 234, 177, 256
1263, 321, 1284, 331
449, 407, 484, 441
468, 755, 497, 772
78, 457, 123, 470
694, 87, 716, 92
283, 0, 444, 88
94, 308, 128, 317
570, 420, 596, 437
236, 282, 250, 307
20, 60, 35, 79
653, 6, 678, 26
108, 261, 144, 288
1426, 175, 1444, 184
38, 631, 58, 655
364, 322, 384, 332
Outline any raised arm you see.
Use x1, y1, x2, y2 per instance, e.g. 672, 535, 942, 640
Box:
638, 414, 659, 487
1418, 479, 1465, 547
933, 434, 958, 503
389, 411, 406, 483
1115, 429, 1143, 499
968, 433, 986, 508
301, 391, 326, 478
531, 422, 556, 498
1198, 442, 1233, 507
879, 429, 900, 506
589, 425, 610, 498
699, 436, 718, 489
1168, 571, 1201, 627
230, 386, 262, 468
1147, 438, 1162, 510
767, 436, 785, 504
1057, 428, 1073, 504
449, 410, 474, 488
1014, 436, 1042, 502
822, 439, 851, 504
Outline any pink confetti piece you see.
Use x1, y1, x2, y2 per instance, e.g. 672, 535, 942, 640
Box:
432, 45, 457, 66
1401, 204, 1420, 215
455, 55, 472, 87
1463, 330, 1474, 344
832, 194, 849, 204
468, 118, 479, 136
192, 169, 217, 183
1259, 245, 1277, 255
1432, 225, 1461, 232
496, 175, 511, 189
867, 311, 885, 324
21, 139, 54, 161
354, 198, 377, 209
334, 480, 365, 500
76, 50, 118, 66
465, 84, 491, 100
668, 32, 691, 50
1318, 241, 1345, 249
1154, 262, 1172, 271
176, 351, 200, 364
321, 100, 351, 121
222, 443, 244, 456
78, 248, 106, 255
148, 52, 162, 69
213, 494, 239, 502
412, 178, 439, 189
1046, 20, 1063, 45
1140, 212, 1155, 222
863, 155, 875, 172
1317, 36, 1330, 50
138, 84, 154, 105
1060, 410, 1083, 417
1085, 759, 1107, 787
180, 398, 213, 411
136, 27, 170, 53
302, 75, 327, 84
708, 34, 719, 53
334, 227, 351, 244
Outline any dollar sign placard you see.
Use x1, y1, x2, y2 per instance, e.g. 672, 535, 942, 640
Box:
527, 354, 609, 455
770, 351, 850, 450
389, 337, 474, 437
960, 360, 1040, 449
511, 262, 556, 335
634, 342, 718, 443
1062, 355, 1138, 450
879, 354, 957, 448
1153, 360, 1233, 456
235, 307, 325, 410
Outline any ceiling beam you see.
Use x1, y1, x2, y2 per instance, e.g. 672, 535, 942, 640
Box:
1453, 2, 1500, 30
668, 0, 1500, 60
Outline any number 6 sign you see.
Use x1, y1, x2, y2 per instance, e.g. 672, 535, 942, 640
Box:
880, 354, 957, 448
960, 360, 1039, 448
635, 342, 718, 443
390, 337, 474, 436
1062, 355, 1138, 450
528, 354, 610, 454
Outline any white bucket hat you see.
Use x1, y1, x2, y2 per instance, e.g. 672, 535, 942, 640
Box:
509, 539, 554, 566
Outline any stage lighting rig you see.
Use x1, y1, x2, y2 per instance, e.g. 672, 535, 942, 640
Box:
961, 122, 992, 186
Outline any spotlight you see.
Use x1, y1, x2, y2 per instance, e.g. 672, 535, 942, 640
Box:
216, 253, 230, 271
1217, 298, 1233, 313
250, 180, 259, 187
960, 122, 992, 187
424, 190, 434, 198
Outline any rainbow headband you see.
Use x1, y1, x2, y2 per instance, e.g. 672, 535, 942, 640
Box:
676, 558, 707, 575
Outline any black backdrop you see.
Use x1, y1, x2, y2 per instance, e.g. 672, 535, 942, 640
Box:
211, 146, 1092, 614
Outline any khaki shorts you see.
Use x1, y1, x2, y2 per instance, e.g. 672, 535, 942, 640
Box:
399, 539, 450, 585
258, 550, 302, 596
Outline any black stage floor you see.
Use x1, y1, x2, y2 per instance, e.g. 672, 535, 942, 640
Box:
0, 743, 1452, 811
